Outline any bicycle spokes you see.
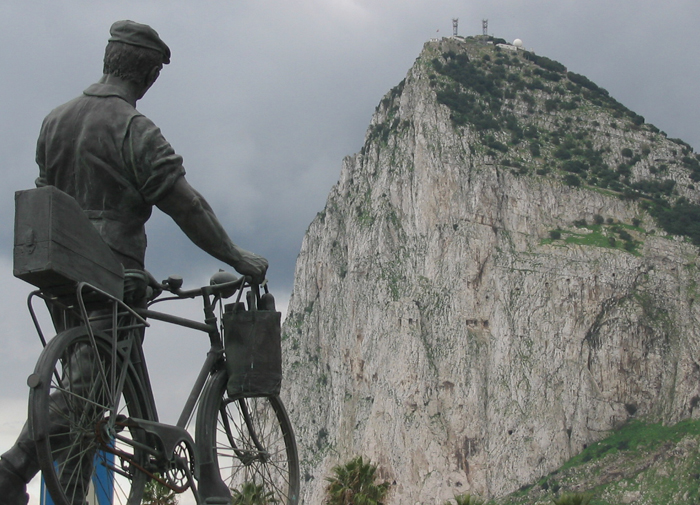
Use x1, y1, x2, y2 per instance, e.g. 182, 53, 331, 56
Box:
196, 371, 299, 505
31, 328, 150, 505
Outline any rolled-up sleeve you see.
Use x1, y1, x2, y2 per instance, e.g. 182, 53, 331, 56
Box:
124, 115, 186, 204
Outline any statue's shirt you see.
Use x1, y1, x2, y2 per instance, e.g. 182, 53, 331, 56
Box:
36, 82, 186, 269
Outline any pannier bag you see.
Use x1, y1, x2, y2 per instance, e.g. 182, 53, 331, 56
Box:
223, 299, 282, 398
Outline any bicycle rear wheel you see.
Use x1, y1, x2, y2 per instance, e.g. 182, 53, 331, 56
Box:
196, 369, 300, 504
29, 326, 151, 505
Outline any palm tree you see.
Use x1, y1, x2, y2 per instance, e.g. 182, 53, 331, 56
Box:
230, 481, 277, 504
142, 478, 178, 505
325, 455, 390, 505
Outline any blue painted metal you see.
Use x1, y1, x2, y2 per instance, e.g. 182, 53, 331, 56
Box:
40, 451, 115, 505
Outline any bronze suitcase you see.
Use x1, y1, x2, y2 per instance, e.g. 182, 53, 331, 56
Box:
14, 186, 124, 300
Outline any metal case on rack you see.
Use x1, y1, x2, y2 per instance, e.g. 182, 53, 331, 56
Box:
14, 186, 124, 300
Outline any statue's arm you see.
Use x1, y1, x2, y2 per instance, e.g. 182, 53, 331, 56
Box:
156, 177, 268, 280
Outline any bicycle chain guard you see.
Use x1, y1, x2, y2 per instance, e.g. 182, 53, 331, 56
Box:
98, 416, 199, 493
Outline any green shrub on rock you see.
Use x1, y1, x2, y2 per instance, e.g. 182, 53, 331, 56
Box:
444, 494, 486, 505
551, 492, 592, 505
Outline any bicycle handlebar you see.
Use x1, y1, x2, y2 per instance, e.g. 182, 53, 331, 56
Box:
156, 271, 252, 301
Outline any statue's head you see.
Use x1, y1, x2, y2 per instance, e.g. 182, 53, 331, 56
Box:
103, 20, 170, 90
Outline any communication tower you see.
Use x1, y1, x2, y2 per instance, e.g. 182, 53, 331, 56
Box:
482, 19, 488, 36
452, 18, 458, 37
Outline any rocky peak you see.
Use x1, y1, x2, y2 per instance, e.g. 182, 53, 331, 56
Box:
282, 37, 700, 504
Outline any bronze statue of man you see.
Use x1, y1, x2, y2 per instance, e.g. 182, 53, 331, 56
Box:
0, 20, 267, 504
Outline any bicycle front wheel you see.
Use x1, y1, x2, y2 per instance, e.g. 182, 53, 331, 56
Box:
29, 326, 151, 505
196, 369, 300, 504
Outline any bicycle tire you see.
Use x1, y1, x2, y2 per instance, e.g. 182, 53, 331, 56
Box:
29, 326, 151, 505
196, 369, 300, 504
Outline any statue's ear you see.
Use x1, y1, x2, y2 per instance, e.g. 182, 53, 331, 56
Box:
146, 66, 161, 87
138, 66, 162, 99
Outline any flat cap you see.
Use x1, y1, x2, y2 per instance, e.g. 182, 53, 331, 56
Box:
109, 20, 171, 64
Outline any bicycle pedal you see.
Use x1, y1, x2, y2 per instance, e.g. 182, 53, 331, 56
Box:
113, 414, 128, 432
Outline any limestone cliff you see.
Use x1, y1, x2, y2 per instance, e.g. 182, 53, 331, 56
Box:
281, 36, 700, 504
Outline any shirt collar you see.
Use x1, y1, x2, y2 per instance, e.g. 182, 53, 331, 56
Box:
83, 82, 132, 102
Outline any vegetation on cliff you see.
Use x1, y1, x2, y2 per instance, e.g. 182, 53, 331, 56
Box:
499, 419, 700, 505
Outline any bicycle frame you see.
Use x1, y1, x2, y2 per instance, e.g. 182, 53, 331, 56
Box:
135, 284, 230, 429
26, 274, 250, 498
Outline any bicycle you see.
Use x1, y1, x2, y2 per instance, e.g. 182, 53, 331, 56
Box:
23, 271, 300, 505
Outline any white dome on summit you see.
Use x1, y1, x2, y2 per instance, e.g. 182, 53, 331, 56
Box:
513, 39, 523, 47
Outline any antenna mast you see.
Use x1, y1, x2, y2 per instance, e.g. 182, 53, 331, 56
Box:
482, 19, 488, 36
452, 18, 458, 37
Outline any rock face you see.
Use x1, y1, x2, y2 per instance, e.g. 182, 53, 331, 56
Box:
281, 36, 700, 504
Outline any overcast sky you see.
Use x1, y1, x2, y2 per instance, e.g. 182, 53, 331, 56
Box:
1, 1, 698, 502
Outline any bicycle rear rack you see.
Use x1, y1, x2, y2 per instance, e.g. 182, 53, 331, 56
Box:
27, 281, 149, 348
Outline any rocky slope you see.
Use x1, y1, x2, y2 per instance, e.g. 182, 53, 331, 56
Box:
281, 36, 700, 504
500, 419, 700, 505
